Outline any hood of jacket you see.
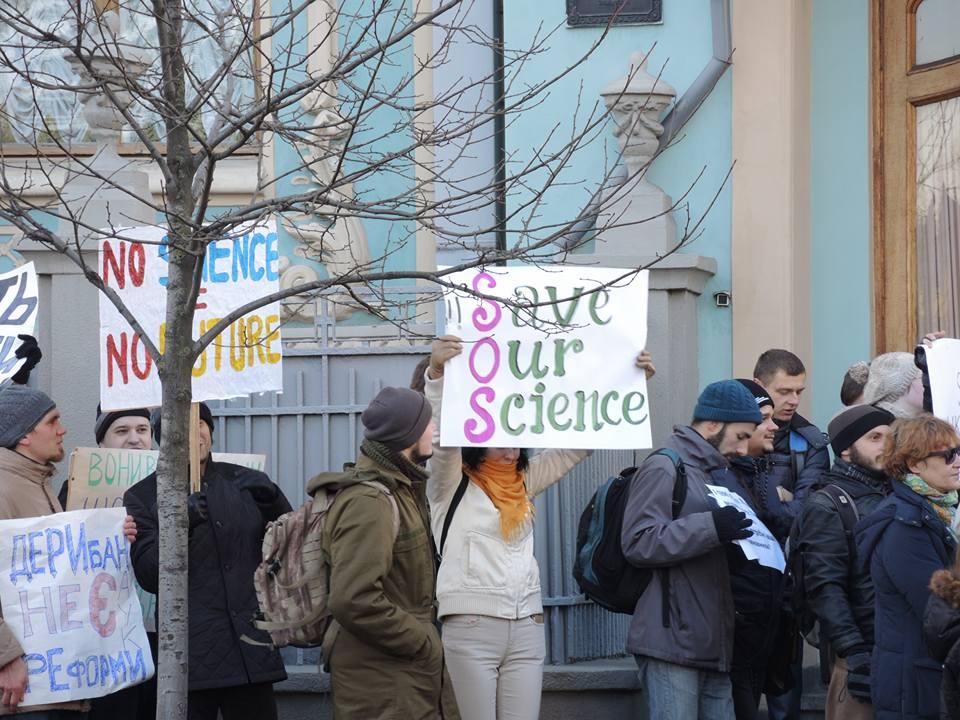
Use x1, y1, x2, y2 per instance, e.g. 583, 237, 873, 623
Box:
926, 569, 960, 662
855, 479, 942, 575
821, 458, 890, 497
0, 447, 55, 486
306, 450, 421, 496
668, 425, 730, 473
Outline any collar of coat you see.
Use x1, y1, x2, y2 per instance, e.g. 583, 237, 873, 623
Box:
0, 446, 56, 486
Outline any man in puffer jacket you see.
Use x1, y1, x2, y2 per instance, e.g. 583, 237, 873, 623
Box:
621, 380, 760, 719
125, 402, 291, 720
799, 405, 895, 719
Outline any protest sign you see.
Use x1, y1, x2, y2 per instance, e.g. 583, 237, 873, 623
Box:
98, 219, 283, 411
440, 266, 651, 449
64, 448, 268, 512
706, 485, 785, 572
922, 338, 960, 432
63, 447, 267, 631
0, 507, 154, 706
0, 262, 39, 385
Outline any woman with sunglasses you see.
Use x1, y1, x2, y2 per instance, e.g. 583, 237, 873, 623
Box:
856, 416, 960, 720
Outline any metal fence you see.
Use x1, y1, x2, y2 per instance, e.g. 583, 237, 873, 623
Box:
208, 290, 634, 665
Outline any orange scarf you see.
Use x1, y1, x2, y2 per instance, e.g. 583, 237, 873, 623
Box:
464, 460, 534, 540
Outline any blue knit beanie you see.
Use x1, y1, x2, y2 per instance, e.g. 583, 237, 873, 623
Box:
694, 380, 763, 424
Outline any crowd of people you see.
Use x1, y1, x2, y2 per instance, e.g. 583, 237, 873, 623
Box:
0, 331, 959, 720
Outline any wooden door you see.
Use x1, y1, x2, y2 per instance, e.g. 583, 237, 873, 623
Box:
873, 0, 960, 352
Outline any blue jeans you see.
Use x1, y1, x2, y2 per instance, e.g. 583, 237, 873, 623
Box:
635, 655, 735, 720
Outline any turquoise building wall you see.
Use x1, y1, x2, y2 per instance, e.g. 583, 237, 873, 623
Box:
503, 1, 733, 393
809, 0, 872, 428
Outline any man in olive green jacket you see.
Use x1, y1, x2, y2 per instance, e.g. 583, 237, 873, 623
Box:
313, 386, 458, 719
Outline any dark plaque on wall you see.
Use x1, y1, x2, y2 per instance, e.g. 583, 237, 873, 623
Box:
566, 0, 662, 27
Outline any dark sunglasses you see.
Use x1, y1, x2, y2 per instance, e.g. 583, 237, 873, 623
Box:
924, 446, 960, 464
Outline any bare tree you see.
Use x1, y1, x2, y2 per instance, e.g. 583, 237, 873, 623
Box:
0, 0, 724, 717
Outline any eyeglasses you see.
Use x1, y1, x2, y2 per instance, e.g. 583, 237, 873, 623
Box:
923, 446, 960, 464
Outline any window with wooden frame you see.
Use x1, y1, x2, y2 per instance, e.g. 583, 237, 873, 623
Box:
873, 0, 960, 352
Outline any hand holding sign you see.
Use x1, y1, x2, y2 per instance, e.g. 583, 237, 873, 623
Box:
429, 336, 463, 379
0, 657, 28, 710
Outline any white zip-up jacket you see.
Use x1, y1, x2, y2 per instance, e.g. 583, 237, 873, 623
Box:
425, 372, 590, 619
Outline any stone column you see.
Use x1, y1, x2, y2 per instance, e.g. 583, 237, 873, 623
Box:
566, 50, 717, 447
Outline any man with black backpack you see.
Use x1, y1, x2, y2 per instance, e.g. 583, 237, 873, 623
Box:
796, 404, 894, 720
621, 380, 760, 719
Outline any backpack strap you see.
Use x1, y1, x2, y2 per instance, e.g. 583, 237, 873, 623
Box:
647, 448, 687, 628
817, 484, 860, 538
438, 474, 470, 558
359, 480, 400, 542
789, 431, 808, 487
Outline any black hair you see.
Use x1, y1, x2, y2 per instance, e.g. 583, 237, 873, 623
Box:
753, 349, 806, 384
461, 446, 530, 472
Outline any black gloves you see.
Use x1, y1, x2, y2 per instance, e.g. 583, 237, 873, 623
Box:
712, 506, 753, 543
236, 473, 291, 521
236, 474, 279, 504
11, 335, 41, 385
187, 492, 209, 532
844, 649, 872, 703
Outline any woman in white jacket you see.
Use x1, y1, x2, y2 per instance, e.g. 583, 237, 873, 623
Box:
424, 336, 654, 720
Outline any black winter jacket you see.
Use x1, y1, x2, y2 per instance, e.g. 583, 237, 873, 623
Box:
924, 568, 960, 720
715, 461, 785, 669
124, 461, 292, 691
797, 459, 889, 657
764, 414, 830, 539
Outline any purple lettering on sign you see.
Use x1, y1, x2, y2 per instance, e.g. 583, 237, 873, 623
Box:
471, 272, 502, 332
468, 337, 501, 384
465, 387, 496, 443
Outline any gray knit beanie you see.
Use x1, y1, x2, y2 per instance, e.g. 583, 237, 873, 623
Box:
861, 352, 921, 417
362, 387, 432, 451
0, 384, 56, 448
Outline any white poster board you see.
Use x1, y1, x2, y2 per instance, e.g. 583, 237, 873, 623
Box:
0, 508, 155, 706
705, 485, 785, 572
923, 338, 960, 432
440, 266, 651, 449
98, 219, 283, 411
0, 262, 39, 384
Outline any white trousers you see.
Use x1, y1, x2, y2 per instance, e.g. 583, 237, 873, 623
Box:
441, 614, 546, 720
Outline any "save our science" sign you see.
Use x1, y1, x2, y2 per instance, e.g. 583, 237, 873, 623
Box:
440, 266, 651, 450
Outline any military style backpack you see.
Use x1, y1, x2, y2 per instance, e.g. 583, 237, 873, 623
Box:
250, 473, 399, 648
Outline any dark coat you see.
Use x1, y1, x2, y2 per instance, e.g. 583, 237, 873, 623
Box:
764, 414, 830, 538
924, 569, 960, 720
798, 459, 889, 656
124, 461, 291, 691
718, 459, 785, 669
620, 425, 735, 672
855, 481, 957, 720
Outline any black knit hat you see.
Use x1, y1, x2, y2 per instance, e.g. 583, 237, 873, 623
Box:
736, 379, 774, 411
150, 402, 215, 444
362, 387, 432, 451
94, 403, 152, 445
828, 405, 895, 455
